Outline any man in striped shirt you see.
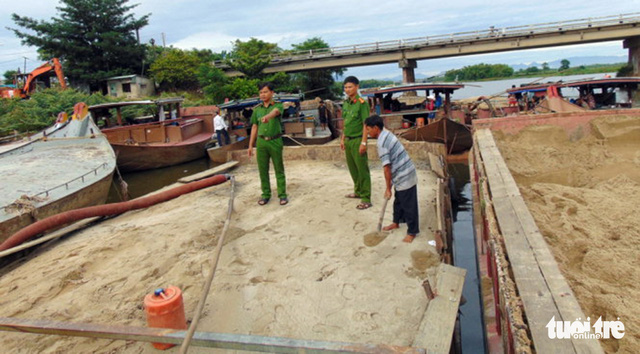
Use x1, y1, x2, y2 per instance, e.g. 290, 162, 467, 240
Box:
365, 115, 419, 243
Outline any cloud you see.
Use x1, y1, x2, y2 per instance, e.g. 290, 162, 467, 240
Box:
170, 31, 311, 52
1, 0, 638, 77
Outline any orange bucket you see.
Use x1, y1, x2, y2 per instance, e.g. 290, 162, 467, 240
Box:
144, 286, 187, 350
416, 117, 425, 127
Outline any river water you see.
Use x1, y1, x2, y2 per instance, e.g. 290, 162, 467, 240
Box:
107, 157, 217, 202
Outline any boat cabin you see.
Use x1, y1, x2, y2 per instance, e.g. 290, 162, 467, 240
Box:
361, 83, 464, 129
89, 98, 213, 146
218, 94, 305, 138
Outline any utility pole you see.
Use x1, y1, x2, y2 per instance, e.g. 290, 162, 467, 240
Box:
23, 57, 28, 75
161, 32, 166, 48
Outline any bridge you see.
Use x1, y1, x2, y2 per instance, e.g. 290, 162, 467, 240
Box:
216, 13, 640, 82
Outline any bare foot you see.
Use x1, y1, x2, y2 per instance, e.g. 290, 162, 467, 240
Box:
403, 235, 416, 243
382, 223, 399, 231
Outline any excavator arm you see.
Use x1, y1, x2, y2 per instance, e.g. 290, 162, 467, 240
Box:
20, 58, 66, 97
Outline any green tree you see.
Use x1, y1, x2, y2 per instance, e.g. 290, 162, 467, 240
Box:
617, 63, 634, 77
226, 38, 279, 79
149, 49, 202, 91
542, 62, 550, 71
3, 70, 18, 84
560, 59, 570, 70
525, 66, 540, 74
222, 78, 259, 100
290, 37, 344, 99
9, 0, 149, 92
197, 63, 229, 103
264, 72, 295, 93
359, 79, 394, 89
444, 63, 513, 81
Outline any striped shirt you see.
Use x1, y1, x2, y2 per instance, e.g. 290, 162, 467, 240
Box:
377, 129, 417, 191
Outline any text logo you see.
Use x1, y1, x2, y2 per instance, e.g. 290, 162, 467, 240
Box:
546, 316, 625, 339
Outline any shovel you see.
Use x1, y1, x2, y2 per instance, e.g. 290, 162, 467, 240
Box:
364, 197, 391, 247
377, 197, 390, 232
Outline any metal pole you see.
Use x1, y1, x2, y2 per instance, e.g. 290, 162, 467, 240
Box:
0, 317, 425, 354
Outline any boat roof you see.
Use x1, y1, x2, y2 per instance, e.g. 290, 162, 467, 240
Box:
88, 97, 184, 110
362, 83, 465, 96
562, 77, 640, 88
506, 84, 554, 94
507, 77, 640, 94
219, 94, 302, 110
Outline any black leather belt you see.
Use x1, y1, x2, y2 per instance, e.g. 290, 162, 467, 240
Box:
259, 134, 282, 141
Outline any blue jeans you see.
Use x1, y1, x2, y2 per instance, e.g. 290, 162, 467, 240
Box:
216, 129, 230, 146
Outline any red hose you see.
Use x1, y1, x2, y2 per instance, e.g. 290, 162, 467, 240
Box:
0, 174, 230, 251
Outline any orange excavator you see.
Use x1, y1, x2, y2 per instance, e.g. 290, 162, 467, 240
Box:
0, 58, 67, 99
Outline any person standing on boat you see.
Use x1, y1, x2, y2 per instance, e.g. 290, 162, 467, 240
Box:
213, 109, 231, 146
341, 76, 372, 210
318, 100, 328, 131
426, 96, 436, 122
364, 114, 419, 243
248, 82, 288, 206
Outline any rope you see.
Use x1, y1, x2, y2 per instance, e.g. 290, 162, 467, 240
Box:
179, 176, 236, 354
282, 134, 306, 146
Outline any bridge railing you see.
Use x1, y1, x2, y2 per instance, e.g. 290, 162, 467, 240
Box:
215, 12, 640, 69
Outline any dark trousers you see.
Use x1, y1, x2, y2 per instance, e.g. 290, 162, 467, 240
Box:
393, 185, 419, 236
216, 129, 230, 146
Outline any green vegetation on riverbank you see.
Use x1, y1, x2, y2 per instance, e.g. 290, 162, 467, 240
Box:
0, 89, 207, 135
440, 61, 628, 82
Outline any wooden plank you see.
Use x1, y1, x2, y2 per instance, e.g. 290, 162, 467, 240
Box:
178, 161, 239, 183
0, 217, 101, 258
476, 130, 574, 354
413, 264, 466, 353
508, 194, 603, 354
477, 129, 603, 353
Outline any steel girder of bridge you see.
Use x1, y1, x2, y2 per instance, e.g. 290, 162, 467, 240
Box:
217, 13, 640, 76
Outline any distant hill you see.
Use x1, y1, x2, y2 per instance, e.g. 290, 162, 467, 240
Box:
511, 55, 626, 70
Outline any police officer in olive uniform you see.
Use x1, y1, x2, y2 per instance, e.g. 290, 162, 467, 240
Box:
248, 82, 288, 206
341, 76, 372, 209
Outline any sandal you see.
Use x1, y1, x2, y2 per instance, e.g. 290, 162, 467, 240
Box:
356, 202, 372, 210
345, 193, 359, 199
258, 198, 270, 205
280, 198, 289, 206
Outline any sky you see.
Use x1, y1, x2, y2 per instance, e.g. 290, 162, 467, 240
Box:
1, 0, 639, 80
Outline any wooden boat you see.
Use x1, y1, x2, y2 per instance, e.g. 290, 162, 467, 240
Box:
400, 117, 472, 154
0, 107, 116, 243
501, 76, 640, 115
362, 83, 465, 126
362, 83, 471, 153
89, 98, 215, 172
282, 127, 333, 146
207, 137, 249, 163
208, 94, 334, 161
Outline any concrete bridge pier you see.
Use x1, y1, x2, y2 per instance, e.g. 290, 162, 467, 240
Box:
399, 59, 417, 84
623, 36, 640, 76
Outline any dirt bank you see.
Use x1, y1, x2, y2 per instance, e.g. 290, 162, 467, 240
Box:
495, 115, 640, 353
0, 160, 440, 353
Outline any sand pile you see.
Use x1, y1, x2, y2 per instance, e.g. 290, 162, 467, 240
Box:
495, 115, 640, 353
0, 160, 440, 353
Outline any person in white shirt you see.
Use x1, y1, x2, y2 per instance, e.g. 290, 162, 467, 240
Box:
213, 109, 230, 146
